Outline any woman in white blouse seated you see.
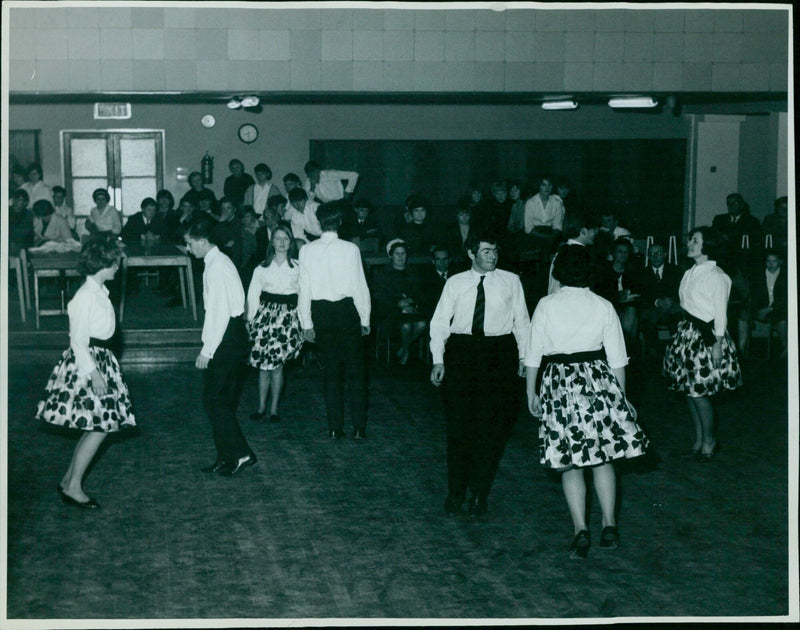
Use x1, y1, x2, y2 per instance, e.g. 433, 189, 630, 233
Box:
525, 245, 648, 559
245, 222, 304, 423
664, 227, 741, 461
85, 188, 122, 236
36, 235, 136, 509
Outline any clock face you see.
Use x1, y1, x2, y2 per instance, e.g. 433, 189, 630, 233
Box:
238, 123, 258, 144
201, 114, 216, 128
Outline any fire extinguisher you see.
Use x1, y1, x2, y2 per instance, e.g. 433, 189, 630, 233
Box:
201, 151, 214, 185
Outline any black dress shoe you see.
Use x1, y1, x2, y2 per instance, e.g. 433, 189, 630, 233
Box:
352, 428, 367, 440
569, 530, 591, 559
250, 410, 267, 422
218, 454, 257, 476
467, 495, 488, 518
599, 525, 620, 549
328, 429, 347, 439
444, 494, 465, 516
201, 460, 228, 473
59, 489, 100, 509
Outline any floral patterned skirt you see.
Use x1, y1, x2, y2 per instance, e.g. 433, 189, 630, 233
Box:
36, 347, 136, 432
247, 301, 304, 371
663, 319, 742, 397
539, 359, 648, 470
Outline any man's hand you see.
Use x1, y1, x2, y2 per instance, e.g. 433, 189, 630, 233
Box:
195, 353, 210, 369
430, 363, 445, 387
361, 325, 370, 336
304, 328, 316, 343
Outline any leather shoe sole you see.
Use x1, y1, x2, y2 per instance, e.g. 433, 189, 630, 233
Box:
218, 454, 257, 476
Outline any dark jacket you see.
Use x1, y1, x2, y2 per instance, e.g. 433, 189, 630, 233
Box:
121, 212, 165, 244
749, 267, 787, 321
639, 262, 682, 308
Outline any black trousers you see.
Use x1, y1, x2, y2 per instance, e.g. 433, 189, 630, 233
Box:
311, 298, 367, 431
202, 317, 251, 462
442, 334, 519, 500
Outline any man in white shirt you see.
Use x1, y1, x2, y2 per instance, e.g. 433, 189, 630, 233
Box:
429, 232, 529, 519
288, 188, 321, 240
303, 160, 359, 203
184, 216, 256, 477
298, 202, 371, 439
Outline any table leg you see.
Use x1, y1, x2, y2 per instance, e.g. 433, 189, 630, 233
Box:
178, 267, 187, 309
20, 249, 31, 310
13, 258, 26, 322
184, 258, 197, 320
34, 271, 40, 329
119, 259, 128, 321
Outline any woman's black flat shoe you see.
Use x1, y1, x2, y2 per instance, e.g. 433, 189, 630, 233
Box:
569, 530, 591, 559
250, 411, 267, 422
600, 525, 620, 549
59, 490, 100, 509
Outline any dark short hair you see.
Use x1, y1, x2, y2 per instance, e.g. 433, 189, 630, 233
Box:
156, 189, 174, 206
562, 212, 597, 239
431, 243, 450, 258
353, 198, 372, 212
12, 188, 29, 203
648, 240, 668, 253
92, 188, 110, 202
52, 185, 66, 195
217, 196, 236, 209
283, 172, 302, 185
690, 226, 722, 260
304, 160, 321, 175
405, 194, 427, 211
77, 234, 122, 276
763, 247, 784, 262
185, 216, 216, 241
241, 205, 256, 217
611, 237, 634, 256
267, 194, 287, 211
228, 159, 244, 170
32, 199, 54, 217
465, 231, 498, 256
254, 163, 272, 177
188, 171, 202, 181
552, 244, 592, 288
27, 162, 43, 178
140, 197, 157, 210
456, 195, 473, 213
316, 202, 342, 232
288, 188, 308, 204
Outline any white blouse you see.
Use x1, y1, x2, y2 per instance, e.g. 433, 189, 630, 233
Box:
678, 261, 731, 338
201, 246, 245, 359
524, 286, 628, 369
68, 276, 116, 376
246, 259, 300, 321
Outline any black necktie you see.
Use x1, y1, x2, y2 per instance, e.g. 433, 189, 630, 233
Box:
472, 275, 486, 336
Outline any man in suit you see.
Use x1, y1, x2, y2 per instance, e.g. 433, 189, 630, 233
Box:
121, 197, 165, 245
340, 198, 381, 252
419, 244, 451, 318
638, 240, 683, 356
711, 193, 762, 265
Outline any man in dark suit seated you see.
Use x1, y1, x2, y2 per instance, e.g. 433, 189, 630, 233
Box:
638, 240, 683, 356
121, 197, 165, 245
419, 243, 452, 318
711, 193, 762, 267
340, 197, 381, 253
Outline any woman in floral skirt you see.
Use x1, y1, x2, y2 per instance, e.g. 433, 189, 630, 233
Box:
525, 245, 648, 558
36, 234, 135, 509
663, 226, 741, 460
245, 222, 304, 422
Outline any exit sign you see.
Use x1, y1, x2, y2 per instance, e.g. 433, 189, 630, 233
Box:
94, 103, 132, 119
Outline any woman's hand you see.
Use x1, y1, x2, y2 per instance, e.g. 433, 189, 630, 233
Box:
711, 342, 723, 368
527, 393, 542, 417
90, 369, 108, 396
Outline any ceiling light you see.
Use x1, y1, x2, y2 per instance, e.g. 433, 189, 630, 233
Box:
608, 96, 658, 108
227, 98, 241, 109
541, 99, 578, 110
241, 95, 260, 108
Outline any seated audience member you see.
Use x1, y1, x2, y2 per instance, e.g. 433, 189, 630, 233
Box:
466, 184, 485, 216
737, 248, 788, 359
556, 177, 575, 211
473, 180, 512, 238
419, 244, 451, 317
371, 239, 428, 366
85, 188, 122, 235
761, 196, 788, 250
239, 205, 260, 282
10, 165, 27, 195
593, 237, 643, 345
223, 159, 255, 209
21, 162, 53, 206
164, 198, 195, 244
340, 198, 381, 252
32, 199, 75, 244
638, 240, 683, 356
509, 175, 565, 259
711, 193, 762, 266
398, 194, 437, 256
280, 191, 308, 245
211, 197, 243, 266
441, 196, 473, 271
288, 188, 321, 240
255, 199, 285, 256
282, 172, 303, 196
51, 185, 77, 232
303, 160, 359, 203
121, 197, 164, 245
156, 189, 175, 220
8, 189, 35, 252
180, 171, 217, 216
244, 163, 282, 219
507, 179, 525, 225
547, 211, 599, 295
595, 210, 634, 260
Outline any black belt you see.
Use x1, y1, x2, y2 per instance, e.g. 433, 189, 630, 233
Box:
89, 337, 115, 350
682, 312, 716, 347
543, 349, 605, 365
260, 291, 298, 306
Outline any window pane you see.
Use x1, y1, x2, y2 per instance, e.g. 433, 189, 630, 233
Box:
120, 177, 157, 216
120, 138, 156, 177
70, 139, 108, 177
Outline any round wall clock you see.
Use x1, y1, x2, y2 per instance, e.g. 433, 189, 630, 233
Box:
238, 123, 259, 144
201, 114, 216, 128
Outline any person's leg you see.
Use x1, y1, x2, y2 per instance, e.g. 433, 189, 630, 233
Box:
692, 395, 716, 454
257, 368, 270, 414
61, 431, 108, 502
591, 463, 617, 528
315, 324, 345, 432
342, 323, 367, 431
687, 396, 703, 452
269, 365, 284, 416
776, 320, 788, 358
397, 322, 413, 365
737, 312, 750, 356
561, 468, 588, 534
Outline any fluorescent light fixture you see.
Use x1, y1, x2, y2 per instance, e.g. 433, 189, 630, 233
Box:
541, 99, 578, 110
241, 95, 260, 108
227, 98, 241, 109
608, 96, 658, 108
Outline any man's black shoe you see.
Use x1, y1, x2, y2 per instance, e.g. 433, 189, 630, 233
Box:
218, 454, 257, 476
328, 429, 347, 439
352, 428, 367, 440
444, 495, 464, 516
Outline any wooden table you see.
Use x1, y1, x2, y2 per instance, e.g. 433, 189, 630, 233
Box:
26, 249, 81, 329
120, 243, 197, 321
